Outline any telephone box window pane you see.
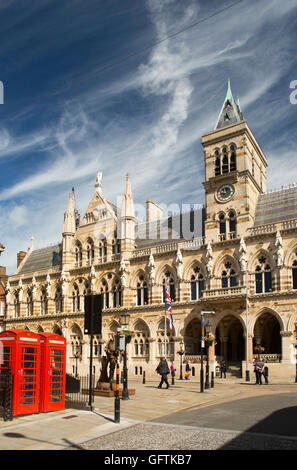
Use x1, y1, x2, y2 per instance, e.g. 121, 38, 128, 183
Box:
50, 349, 64, 403
20, 346, 37, 406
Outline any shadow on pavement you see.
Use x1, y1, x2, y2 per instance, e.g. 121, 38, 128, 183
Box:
220, 406, 297, 450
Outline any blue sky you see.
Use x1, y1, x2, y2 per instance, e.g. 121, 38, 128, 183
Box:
0, 0, 297, 274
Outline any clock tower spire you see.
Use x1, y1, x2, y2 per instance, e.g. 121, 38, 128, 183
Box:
201, 80, 267, 242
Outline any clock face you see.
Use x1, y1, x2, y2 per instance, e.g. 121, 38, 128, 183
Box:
216, 184, 235, 202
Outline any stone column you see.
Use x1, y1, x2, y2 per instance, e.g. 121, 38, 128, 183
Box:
281, 331, 293, 363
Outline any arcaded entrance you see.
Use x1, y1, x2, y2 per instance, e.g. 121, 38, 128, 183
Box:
253, 311, 281, 355
184, 317, 202, 355
215, 315, 244, 362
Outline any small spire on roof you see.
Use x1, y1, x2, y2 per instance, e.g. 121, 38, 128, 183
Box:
214, 79, 244, 130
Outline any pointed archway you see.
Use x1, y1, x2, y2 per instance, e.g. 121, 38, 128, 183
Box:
184, 317, 202, 355
253, 311, 281, 355
215, 315, 244, 362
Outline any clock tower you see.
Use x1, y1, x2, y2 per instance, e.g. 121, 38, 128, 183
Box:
201, 80, 267, 242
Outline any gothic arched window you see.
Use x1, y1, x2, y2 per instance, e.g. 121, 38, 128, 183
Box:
40, 288, 48, 315
214, 149, 221, 176
222, 147, 229, 173
221, 261, 237, 288
55, 287, 63, 313
75, 241, 82, 266
229, 210, 236, 234
292, 259, 297, 289
219, 213, 226, 236
162, 272, 176, 303
26, 291, 33, 317
230, 144, 237, 171
255, 257, 272, 293
190, 266, 204, 300
86, 238, 94, 265
137, 276, 149, 305
112, 278, 122, 308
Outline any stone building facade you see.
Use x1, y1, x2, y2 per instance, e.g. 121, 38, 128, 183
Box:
0, 244, 7, 332
4, 82, 297, 380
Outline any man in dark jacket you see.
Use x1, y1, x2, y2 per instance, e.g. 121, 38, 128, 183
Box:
156, 358, 170, 389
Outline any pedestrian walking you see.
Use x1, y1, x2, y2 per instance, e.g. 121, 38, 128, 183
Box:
185, 360, 191, 380
263, 365, 269, 384
156, 358, 170, 389
254, 359, 264, 384
170, 362, 176, 378
220, 360, 227, 378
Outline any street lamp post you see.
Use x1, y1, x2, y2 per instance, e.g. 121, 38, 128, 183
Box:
205, 319, 211, 390
74, 343, 80, 377
200, 311, 215, 393
120, 310, 130, 400
178, 340, 184, 380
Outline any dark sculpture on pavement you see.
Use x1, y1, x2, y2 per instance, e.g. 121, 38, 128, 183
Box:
96, 338, 117, 389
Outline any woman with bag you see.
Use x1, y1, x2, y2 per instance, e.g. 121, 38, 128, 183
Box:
185, 360, 191, 380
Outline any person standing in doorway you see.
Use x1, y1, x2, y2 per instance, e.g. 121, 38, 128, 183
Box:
220, 360, 227, 378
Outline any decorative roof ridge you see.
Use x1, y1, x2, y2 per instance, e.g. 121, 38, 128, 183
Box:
263, 182, 297, 195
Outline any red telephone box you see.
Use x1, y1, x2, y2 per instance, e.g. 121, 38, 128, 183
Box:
39, 332, 66, 412
0, 329, 41, 416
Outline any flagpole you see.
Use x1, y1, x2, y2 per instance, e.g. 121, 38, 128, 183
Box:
164, 285, 167, 359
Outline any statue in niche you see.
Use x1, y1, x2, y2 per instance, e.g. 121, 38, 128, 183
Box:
239, 237, 247, 272
147, 253, 156, 285
275, 230, 284, 267
175, 248, 183, 280
119, 256, 127, 288
205, 242, 213, 278
46, 273, 51, 297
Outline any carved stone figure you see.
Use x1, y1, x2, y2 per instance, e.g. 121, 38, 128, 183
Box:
90, 263, 96, 292
31, 275, 37, 299
46, 273, 51, 297
239, 237, 247, 272
147, 253, 156, 285
275, 230, 284, 267
205, 242, 213, 278
18, 278, 23, 302
119, 256, 127, 288
175, 248, 183, 280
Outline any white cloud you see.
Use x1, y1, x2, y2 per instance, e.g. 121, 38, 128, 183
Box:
8, 205, 28, 227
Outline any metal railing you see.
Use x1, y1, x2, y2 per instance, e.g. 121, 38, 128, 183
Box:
0, 367, 14, 421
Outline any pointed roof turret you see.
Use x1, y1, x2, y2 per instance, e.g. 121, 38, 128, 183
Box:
63, 189, 76, 234
215, 79, 243, 130
121, 173, 135, 219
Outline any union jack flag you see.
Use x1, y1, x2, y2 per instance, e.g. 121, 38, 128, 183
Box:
165, 282, 174, 330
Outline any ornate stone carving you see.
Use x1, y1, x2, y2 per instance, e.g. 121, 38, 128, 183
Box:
239, 237, 247, 272
275, 230, 284, 267
205, 242, 213, 278
174, 248, 183, 281
147, 253, 156, 285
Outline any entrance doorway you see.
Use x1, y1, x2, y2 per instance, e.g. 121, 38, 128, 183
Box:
215, 315, 244, 362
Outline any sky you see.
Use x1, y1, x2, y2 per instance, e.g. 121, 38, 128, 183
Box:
0, 0, 297, 274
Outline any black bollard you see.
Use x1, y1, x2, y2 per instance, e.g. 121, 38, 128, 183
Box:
211, 371, 214, 388
114, 353, 120, 423
171, 375, 175, 385
142, 371, 146, 384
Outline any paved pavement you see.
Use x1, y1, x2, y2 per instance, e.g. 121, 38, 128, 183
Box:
1, 376, 297, 450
